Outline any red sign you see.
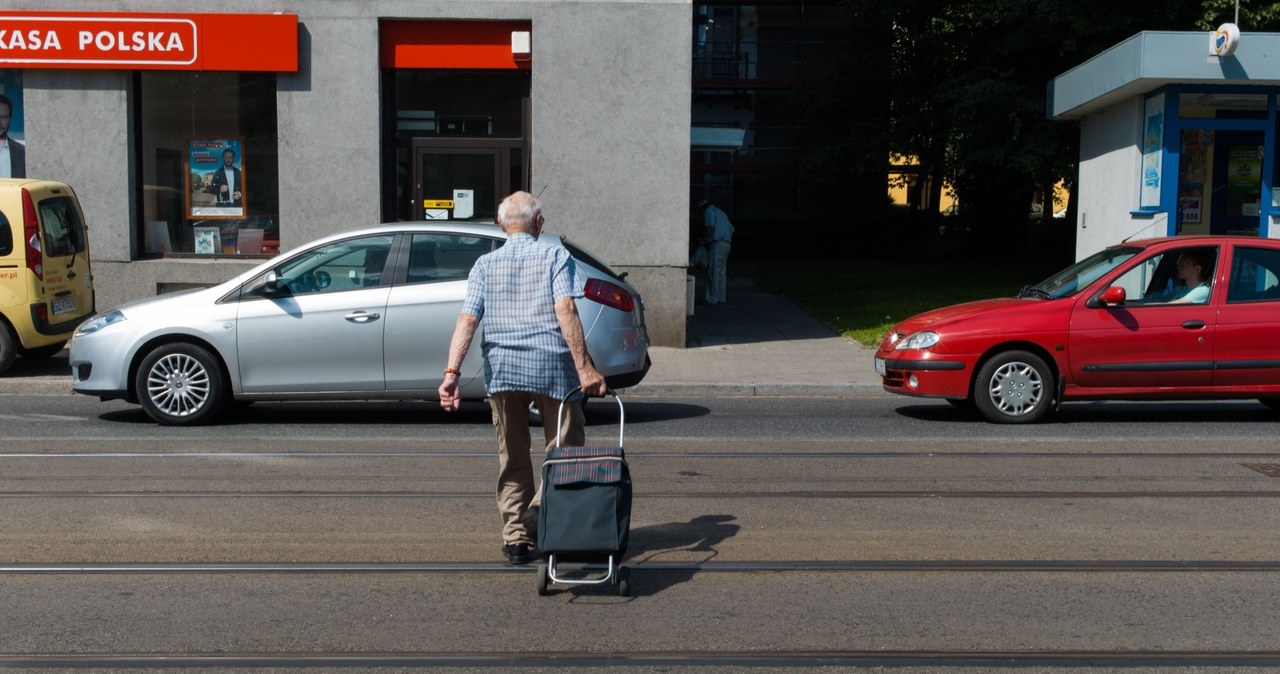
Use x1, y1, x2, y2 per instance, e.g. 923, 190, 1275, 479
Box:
381, 20, 532, 70
0, 11, 297, 71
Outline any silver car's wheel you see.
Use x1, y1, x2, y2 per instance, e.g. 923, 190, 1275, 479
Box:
973, 350, 1053, 424
135, 343, 226, 426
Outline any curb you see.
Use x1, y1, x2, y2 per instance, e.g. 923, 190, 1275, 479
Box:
0, 379, 889, 398
624, 382, 887, 398
0, 378, 75, 396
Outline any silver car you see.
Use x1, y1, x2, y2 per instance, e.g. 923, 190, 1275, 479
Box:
69, 222, 650, 425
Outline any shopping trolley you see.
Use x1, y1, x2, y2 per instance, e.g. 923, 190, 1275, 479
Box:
536, 388, 632, 596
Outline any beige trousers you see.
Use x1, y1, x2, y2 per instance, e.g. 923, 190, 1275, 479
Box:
489, 391, 585, 546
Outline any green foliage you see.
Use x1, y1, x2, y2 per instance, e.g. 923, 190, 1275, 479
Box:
802, 0, 1212, 232
738, 257, 1061, 348
1195, 1, 1280, 30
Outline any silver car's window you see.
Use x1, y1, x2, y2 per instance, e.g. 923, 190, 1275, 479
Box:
404, 233, 494, 284
275, 234, 395, 296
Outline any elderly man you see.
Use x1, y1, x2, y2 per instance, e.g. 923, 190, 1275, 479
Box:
438, 191, 607, 565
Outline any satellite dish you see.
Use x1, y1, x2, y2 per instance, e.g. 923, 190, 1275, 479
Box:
1211, 23, 1241, 56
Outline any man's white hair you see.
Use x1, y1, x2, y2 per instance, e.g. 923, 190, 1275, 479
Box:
497, 191, 542, 232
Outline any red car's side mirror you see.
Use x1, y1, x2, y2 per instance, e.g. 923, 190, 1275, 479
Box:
1098, 286, 1126, 306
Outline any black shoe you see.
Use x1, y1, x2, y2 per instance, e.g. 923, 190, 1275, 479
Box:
502, 543, 534, 566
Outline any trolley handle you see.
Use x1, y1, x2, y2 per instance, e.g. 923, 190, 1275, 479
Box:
556, 387, 624, 449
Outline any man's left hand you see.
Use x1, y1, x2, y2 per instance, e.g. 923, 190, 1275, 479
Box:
578, 367, 607, 398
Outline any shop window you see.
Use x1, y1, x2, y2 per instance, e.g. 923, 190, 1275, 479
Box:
1179, 92, 1268, 119
137, 72, 279, 257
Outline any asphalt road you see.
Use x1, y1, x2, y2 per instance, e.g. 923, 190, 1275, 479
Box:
3, 393, 1280, 672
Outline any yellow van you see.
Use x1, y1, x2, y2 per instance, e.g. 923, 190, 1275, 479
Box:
0, 179, 94, 375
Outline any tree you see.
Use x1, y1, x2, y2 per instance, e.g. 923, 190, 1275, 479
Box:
801, 0, 1222, 256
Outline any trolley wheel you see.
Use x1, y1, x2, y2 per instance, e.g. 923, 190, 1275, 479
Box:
536, 562, 549, 596
616, 566, 631, 596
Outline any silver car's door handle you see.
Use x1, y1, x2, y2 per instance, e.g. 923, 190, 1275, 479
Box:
345, 311, 381, 323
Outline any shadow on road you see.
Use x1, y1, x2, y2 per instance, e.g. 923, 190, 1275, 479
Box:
548, 514, 741, 600
95, 399, 712, 428
5, 352, 69, 377
894, 400, 1280, 425
624, 514, 741, 597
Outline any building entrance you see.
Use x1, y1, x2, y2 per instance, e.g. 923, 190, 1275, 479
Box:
1211, 131, 1265, 235
411, 139, 525, 222
382, 68, 531, 223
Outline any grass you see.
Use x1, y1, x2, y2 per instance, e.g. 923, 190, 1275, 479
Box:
737, 257, 1062, 348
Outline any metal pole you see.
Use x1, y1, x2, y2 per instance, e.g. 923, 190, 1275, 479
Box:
1236, 0, 1241, 26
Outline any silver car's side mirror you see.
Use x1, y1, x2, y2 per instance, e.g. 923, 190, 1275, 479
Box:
263, 270, 280, 295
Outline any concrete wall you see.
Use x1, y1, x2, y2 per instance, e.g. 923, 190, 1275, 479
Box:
1075, 96, 1169, 259
13, 0, 691, 346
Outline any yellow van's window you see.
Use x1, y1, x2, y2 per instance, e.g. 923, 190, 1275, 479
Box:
38, 197, 86, 257
0, 211, 10, 256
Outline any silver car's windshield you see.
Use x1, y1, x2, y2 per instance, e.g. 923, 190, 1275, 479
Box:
1020, 246, 1141, 299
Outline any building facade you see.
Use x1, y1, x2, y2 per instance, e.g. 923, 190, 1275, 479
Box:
2, 1, 691, 346
1051, 31, 1280, 259
690, 1, 841, 219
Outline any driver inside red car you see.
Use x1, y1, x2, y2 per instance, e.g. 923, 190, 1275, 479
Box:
1160, 249, 1213, 304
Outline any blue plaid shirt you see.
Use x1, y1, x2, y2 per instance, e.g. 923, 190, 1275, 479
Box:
461, 233, 585, 398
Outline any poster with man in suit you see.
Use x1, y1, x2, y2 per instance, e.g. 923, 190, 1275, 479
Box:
187, 139, 245, 218
0, 83, 27, 179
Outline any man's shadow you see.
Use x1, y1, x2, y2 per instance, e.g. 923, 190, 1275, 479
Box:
623, 514, 740, 596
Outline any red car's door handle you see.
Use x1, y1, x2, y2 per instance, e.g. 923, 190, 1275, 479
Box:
1182, 320, 1205, 329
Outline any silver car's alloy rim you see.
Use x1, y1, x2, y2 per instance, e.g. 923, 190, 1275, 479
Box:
987, 361, 1042, 417
146, 353, 211, 417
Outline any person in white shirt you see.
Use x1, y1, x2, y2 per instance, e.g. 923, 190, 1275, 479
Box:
699, 199, 734, 304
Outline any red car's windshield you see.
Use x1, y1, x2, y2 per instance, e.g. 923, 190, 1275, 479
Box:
1020, 246, 1141, 299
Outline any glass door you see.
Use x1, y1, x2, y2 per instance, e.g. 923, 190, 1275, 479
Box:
414, 145, 500, 221
1212, 131, 1265, 235
411, 140, 525, 222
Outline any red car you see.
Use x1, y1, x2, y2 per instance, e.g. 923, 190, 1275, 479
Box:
875, 236, 1280, 423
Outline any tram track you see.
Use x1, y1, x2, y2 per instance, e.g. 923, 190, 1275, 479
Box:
6, 448, 1280, 459
2, 648, 1279, 668
5, 489, 1280, 499
6, 559, 1280, 574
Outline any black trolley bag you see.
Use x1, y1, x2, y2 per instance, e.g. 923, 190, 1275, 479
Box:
536, 388, 632, 596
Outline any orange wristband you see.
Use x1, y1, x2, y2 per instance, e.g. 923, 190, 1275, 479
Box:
444, 367, 462, 377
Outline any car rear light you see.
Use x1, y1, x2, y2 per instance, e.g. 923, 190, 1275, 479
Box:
21, 188, 42, 280
584, 278, 634, 312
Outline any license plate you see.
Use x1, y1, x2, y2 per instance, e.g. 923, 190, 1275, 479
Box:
874, 357, 887, 376
51, 296, 76, 316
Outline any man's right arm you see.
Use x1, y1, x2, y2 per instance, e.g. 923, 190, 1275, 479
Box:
438, 312, 479, 412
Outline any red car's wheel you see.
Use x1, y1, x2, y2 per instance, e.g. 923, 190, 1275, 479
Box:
973, 350, 1053, 424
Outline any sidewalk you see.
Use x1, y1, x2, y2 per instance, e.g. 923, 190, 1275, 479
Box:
629, 276, 883, 398
0, 276, 885, 397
